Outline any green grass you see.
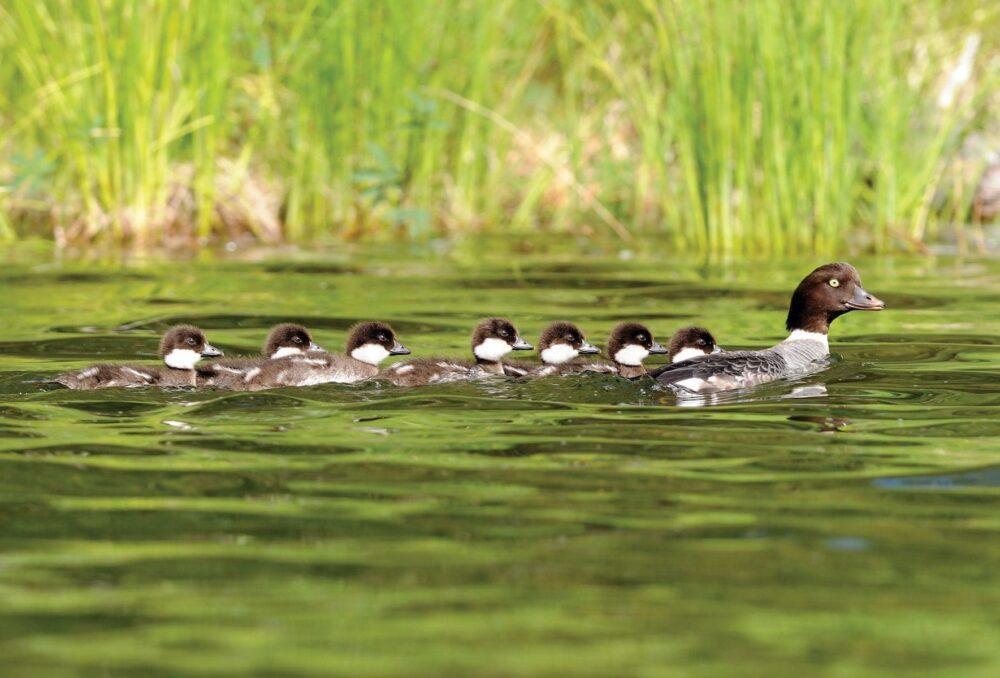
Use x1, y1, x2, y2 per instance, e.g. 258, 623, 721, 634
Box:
0, 0, 997, 254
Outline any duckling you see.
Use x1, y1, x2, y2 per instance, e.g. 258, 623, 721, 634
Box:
666, 326, 722, 363
558, 322, 667, 379
237, 321, 408, 389
379, 317, 532, 386
505, 321, 600, 377
650, 262, 884, 393
55, 325, 222, 390
198, 323, 325, 389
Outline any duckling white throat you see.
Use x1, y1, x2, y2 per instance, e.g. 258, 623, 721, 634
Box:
613, 345, 649, 366
164, 349, 202, 370
474, 337, 512, 362
672, 347, 708, 363
271, 346, 304, 359
539, 343, 578, 365
351, 343, 391, 366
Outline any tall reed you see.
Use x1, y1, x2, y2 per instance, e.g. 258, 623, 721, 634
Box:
0, 0, 996, 254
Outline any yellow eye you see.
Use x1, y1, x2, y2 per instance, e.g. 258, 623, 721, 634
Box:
829, 279, 840, 288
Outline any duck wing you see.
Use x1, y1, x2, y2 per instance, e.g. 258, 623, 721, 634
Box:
378, 358, 474, 387
647, 350, 787, 393
56, 364, 159, 390
502, 359, 537, 377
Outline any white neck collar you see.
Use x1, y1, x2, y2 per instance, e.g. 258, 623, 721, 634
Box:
784, 329, 829, 353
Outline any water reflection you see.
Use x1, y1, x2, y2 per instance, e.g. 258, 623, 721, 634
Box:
0, 248, 998, 674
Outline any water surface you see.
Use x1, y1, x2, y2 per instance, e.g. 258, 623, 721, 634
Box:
1, 243, 998, 676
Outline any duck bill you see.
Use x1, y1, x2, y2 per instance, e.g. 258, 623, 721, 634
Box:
845, 286, 886, 311
201, 343, 223, 358
712, 345, 724, 354
648, 341, 668, 355
579, 340, 600, 355
309, 341, 324, 352
389, 341, 411, 356
512, 336, 533, 351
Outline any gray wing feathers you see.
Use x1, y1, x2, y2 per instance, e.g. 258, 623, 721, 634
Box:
650, 350, 788, 393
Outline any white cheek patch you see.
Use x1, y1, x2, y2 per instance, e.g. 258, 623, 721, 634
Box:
613, 344, 649, 366
539, 343, 578, 365
672, 347, 709, 363
164, 349, 202, 370
351, 343, 391, 366
271, 346, 304, 359
473, 337, 512, 362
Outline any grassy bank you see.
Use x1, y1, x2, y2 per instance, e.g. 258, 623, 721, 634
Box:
0, 0, 997, 254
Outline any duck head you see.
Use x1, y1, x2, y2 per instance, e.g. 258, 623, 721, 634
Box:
265, 323, 324, 358
667, 326, 721, 363
537, 321, 600, 365
607, 322, 667, 367
785, 262, 885, 334
471, 317, 532, 363
160, 325, 222, 370
348, 321, 410, 366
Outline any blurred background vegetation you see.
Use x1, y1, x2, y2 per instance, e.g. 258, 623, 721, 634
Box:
0, 0, 997, 255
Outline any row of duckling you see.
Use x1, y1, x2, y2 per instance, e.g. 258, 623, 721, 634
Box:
54, 319, 718, 391
55, 262, 886, 394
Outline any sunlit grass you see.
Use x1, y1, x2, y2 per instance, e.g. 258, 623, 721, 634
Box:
0, 0, 996, 253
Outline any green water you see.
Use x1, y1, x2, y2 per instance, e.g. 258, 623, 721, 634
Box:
1, 243, 998, 676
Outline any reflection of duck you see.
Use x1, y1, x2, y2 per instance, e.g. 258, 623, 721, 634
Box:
788, 412, 846, 433
651, 263, 884, 394
56, 325, 222, 389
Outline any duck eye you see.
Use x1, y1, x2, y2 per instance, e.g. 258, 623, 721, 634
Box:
186, 337, 196, 346
499, 330, 509, 338
829, 279, 840, 288
378, 334, 387, 342
293, 336, 302, 343
637, 335, 646, 342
